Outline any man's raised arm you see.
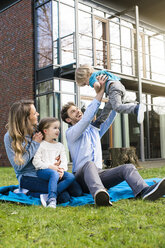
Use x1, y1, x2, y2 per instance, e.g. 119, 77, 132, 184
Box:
66, 75, 107, 142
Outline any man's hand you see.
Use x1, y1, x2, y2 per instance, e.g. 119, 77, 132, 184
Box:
97, 74, 108, 87
95, 74, 108, 102
32, 132, 43, 143
93, 81, 101, 93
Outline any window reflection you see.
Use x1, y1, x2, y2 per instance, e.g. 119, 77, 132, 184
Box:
109, 22, 120, 45
36, 94, 53, 120
109, 22, 121, 72
149, 36, 165, 82
60, 4, 75, 64
61, 94, 75, 105
79, 36, 93, 65
60, 4, 74, 37
79, 10, 93, 64
121, 26, 131, 48
80, 85, 95, 97
78, 3, 91, 12
153, 97, 165, 115
60, 0, 74, 7
54, 80, 60, 91
37, 2, 52, 68
94, 19, 108, 68
61, 80, 75, 93
36, 0, 48, 6
36, 80, 53, 95
61, 34, 75, 64
93, 9, 104, 18
124, 91, 137, 103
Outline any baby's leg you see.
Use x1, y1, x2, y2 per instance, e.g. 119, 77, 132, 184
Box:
92, 101, 113, 128
109, 81, 136, 114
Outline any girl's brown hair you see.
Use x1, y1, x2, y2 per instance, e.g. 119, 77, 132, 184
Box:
39, 117, 60, 139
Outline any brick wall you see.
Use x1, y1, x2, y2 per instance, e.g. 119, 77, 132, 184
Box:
0, 0, 35, 166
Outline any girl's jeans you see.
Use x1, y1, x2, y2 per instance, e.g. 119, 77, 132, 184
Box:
20, 169, 82, 203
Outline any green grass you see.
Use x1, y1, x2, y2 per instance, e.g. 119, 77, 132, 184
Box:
0, 167, 165, 248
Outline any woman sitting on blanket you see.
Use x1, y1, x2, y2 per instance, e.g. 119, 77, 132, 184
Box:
4, 99, 82, 206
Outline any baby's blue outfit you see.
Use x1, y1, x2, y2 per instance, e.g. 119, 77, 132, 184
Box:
89, 70, 120, 93
89, 70, 137, 127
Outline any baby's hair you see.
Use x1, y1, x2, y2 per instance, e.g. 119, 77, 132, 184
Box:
75, 64, 93, 86
39, 117, 60, 138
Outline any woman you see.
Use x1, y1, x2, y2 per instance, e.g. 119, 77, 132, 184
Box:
4, 99, 82, 205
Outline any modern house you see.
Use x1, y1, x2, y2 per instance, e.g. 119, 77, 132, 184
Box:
0, 0, 165, 166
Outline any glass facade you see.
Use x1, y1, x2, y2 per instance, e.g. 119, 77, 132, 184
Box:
36, 1, 52, 68
35, 0, 165, 161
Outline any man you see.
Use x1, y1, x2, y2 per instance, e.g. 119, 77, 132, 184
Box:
61, 75, 165, 206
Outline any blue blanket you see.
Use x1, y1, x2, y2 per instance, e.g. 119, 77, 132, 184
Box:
0, 178, 162, 207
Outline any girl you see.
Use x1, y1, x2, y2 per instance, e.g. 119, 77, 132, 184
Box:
32, 117, 76, 208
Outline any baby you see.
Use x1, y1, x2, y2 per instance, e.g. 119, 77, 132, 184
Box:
75, 64, 145, 128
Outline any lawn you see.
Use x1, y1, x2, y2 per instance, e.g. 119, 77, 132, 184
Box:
0, 166, 165, 248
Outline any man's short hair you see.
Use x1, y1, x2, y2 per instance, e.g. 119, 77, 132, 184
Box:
61, 102, 76, 124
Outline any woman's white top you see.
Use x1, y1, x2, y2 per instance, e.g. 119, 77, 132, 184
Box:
32, 140, 68, 171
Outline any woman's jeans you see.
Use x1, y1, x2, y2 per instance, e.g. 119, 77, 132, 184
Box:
20, 171, 83, 204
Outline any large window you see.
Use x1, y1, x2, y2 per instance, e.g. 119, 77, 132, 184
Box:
36, 80, 54, 119
36, 1, 52, 68
60, 3, 75, 65
78, 8, 93, 65
93, 17, 109, 68
109, 19, 121, 72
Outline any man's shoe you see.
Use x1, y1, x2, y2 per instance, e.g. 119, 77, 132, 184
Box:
94, 189, 112, 206
137, 103, 145, 124
47, 199, 57, 209
40, 194, 48, 207
142, 178, 165, 201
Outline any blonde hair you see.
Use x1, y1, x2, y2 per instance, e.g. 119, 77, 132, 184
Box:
7, 100, 35, 165
75, 64, 94, 86
39, 117, 60, 139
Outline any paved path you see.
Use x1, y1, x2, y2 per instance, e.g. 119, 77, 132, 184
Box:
139, 160, 165, 169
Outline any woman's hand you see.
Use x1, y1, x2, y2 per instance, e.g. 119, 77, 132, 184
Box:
48, 164, 64, 179
57, 168, 64, 179
32, 132, 43, 143
48, 164, 59, 171
54, 155, 61, 167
